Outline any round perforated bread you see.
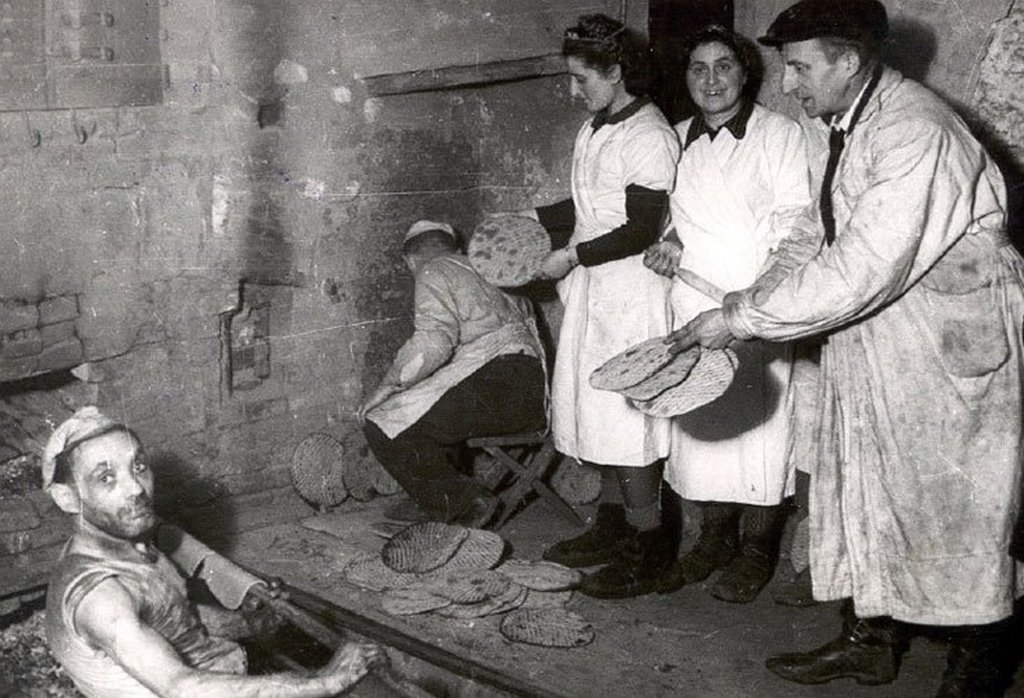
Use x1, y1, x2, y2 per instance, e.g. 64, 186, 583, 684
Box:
438, 528, 505, 573
341, 554, 419, 591
590, 337, 676, 392
521, 588, 574, 609
496, 559, 581, 591
418, 569, 511, 605
500, 608, 595, 648
381, 522, 470, 573
467, 215, 551, 287
434, 581, 527, 619
290, 433, 347, 507
550, 459, 601, 505
620, 345, 701, 401
632, 347, 738, 417
381, 588, 451, 616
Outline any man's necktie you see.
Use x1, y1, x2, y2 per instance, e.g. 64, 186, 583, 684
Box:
818, 64, 883, 247
820, 128, 845, 246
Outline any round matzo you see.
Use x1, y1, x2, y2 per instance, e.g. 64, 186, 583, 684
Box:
340, 553, 419, 592
631, 347, 738, 417
499, 608, 595, 648
467, 215, 551, 287
381, 588, 452, 616
381, 522, 470, 573
590, 336, 676, 392
619, 345, 701, 401
437, 528, 505, 572
417, 569, 511, 605
290, 433, 348, 507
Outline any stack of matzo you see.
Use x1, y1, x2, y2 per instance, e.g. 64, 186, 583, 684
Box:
335, 522, 593, 647
290, 431, 402, 509
590, 341, 738, 418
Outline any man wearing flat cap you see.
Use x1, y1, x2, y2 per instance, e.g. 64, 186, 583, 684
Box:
669, 0, 1024, 693
358, 219, 546, 528
42, 406, 382, 697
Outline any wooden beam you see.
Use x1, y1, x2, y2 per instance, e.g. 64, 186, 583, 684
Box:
360, 53, 565, 97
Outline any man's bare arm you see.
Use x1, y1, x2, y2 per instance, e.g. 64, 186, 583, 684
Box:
75, 577, 380, 698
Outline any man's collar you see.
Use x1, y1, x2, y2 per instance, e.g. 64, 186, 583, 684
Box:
829, 64, 883, 133
592, 96, 650, 130
683, 99, 755, 150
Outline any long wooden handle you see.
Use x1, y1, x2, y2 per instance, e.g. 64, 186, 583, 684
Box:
674, 268, 727, 304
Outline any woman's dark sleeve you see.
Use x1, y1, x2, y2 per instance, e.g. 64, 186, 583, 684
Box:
535, 198, 576, 250
575, 185, 668, 267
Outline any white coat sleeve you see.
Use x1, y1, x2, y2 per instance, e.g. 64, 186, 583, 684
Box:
621, 122, 681, 192
727, 117, 991, 341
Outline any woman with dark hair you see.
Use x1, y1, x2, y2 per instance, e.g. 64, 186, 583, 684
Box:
645, 25, 810, 604
515, 14, 681, 598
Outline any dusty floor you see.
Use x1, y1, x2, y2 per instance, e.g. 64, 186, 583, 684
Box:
224, 495, 1024, 698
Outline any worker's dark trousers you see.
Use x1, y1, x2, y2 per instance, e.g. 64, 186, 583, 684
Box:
364, 354, 546, 521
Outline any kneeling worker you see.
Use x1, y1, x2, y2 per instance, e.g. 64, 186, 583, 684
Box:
43, 406, 382, 697
359, 219, 546, 528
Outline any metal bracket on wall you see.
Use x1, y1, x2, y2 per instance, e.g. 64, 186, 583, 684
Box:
359, 53, 566, 97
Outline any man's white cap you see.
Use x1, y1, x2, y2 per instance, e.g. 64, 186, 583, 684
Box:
404, 219, 456, 244
41, 406, 124, 489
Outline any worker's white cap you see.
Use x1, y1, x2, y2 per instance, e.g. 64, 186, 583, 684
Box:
404, 219, 456, 244
41, 406, 125, 489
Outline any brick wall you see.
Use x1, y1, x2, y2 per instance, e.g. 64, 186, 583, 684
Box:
0, 0, 609, 598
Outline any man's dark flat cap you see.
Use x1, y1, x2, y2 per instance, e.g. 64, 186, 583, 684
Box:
758, 0, 888, 47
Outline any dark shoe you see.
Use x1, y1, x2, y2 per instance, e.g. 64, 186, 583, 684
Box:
383, 496, 433, 523
773, 568, 819, 608
711, 542, 776, 603
765, 619, 900, 686
449, 494, 500, 529
935, 622, 1012, 697
579, 526, 676, 598
657, 527, 739, 592
542, 503, 630, 568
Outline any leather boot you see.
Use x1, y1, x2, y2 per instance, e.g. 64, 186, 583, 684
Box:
935, 620, 1013, 697
542, 503, 630, 568
765, 616, 902, 685
657, 501, 739, 593
711, 504, 786, 603
579, 525, 676, 598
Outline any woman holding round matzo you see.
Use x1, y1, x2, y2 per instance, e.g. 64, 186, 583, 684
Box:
644, 26, 810, 603
513, 14, 681, 598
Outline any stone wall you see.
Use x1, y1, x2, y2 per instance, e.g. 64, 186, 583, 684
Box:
0, 0, 632, 600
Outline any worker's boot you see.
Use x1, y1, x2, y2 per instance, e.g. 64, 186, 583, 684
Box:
656, 501, 739, 593
542, 503, 630, 568
935, 620, 1013, 697
765, 615, 903, 685
711, 503, 786, 603
578, 524, 676, 598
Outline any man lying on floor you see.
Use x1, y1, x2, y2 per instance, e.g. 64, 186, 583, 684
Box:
42, 406, 382, 698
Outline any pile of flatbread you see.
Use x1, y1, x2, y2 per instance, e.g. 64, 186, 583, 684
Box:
467, 215, 551, 287
591, 340, 738, 417
336, 522, 594, 648
290, 431, 402, 509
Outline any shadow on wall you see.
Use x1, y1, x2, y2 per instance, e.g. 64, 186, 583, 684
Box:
882, 17, 1023, 252
879, 17, 937, 84
151, 451, 236, 538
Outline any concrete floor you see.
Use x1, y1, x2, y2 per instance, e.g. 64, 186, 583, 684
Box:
225, 495, 1024, 698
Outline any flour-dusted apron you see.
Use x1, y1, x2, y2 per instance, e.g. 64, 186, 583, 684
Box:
551, 106, 675, 466
665, 111, 800, 503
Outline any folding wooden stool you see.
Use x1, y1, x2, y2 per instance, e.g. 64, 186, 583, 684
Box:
466, 430, 583, 529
